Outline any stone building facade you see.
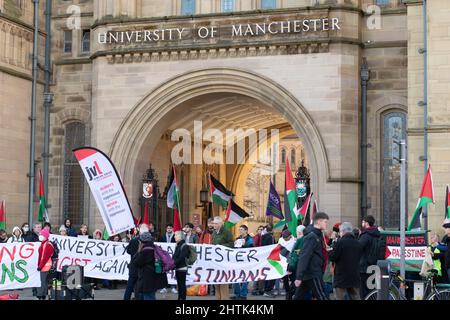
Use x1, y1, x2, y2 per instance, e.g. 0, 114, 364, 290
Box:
1, 0, 449, 237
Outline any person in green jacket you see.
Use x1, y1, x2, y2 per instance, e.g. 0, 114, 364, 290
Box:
212, 216, 234, 300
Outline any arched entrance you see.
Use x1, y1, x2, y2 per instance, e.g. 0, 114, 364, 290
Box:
108, 68, 329, 226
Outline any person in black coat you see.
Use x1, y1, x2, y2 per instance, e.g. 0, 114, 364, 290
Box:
261, 224, 276, 297
173, 231, 190, 300
328, 222, 363, 300
64, 219, 78, 237
160, 224, 176, 243
358, 215, 380, 299
294, 212, 330, 300
25, 223, 41, 242
133, 232, 168, 300
443, 221, 450, 281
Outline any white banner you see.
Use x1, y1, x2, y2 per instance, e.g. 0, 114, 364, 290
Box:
50, 235, 287, 285
0, 243, 41, 291
73, 147, 135, 236
385, 246, 427, 261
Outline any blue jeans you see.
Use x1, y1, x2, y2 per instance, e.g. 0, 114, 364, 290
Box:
123, 274, 138, 300
324, 282, 333, 299
233, 282, 248, 298
143, 291, 156, 300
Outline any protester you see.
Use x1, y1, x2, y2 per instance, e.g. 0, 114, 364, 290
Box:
232, 225, 254, 300
262, 224, 276, 298
328, 222, 362, 300
286, 225, 307, 299
251, 225, 265, 296
0, 229, 8, 243
212, 216, 234, 300
294, 212, 330, 300
253, 225, 264, 247
278, 229, 295, 299
200, 218, 214, 244
173, 230, 190, 300
123, 224, 148, 300
36, 229, 55, 300
59, 225, 68, 236
64, 219, 78, 237
43, 222, 52, 233
160, 224, 176, 243
134, 232, 168, 300
323, 230, 334, 298
195, 225, 203, 242
78, 224, 92, 238
21, 223, 32, 240
358, 215, 381, 299
429, 234, 446, 283
7, 226, 24, 243
183, 223, 198, 244
443, 219, 450, 282
25, 223, 41, 242
148, 222, 158, 240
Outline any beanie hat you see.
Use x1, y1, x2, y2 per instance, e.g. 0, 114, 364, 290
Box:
282, 229, 292, 239
443, 218, 450, 229
59, 225, 67, 232
40, 229, 50, 239
140, 232, 153, 243
333, 223, 341, 233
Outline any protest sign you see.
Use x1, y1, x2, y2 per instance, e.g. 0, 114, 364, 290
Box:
381, 230, 428, 272
0, 243, 41, 290
73, 147, 135, 236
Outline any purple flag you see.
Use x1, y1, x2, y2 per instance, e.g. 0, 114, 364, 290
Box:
266, 181, 284, 220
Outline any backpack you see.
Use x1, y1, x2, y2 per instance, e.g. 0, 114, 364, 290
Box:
182, 243, 198, 266
367, 235, 387, 266
153, 245, 175, 273
50, 241, 60, 272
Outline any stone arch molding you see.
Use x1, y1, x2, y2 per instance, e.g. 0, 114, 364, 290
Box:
109, 68, 330, 203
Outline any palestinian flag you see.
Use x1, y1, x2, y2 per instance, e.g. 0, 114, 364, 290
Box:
210, 175, 233, 209
102, 227, 109, 240
408, 165, 434, 231
311, 200, 318, 221
446, 185, 450, 219
0, 200, 5, 230
267, 244, 290, 275
300, 193, 313, 226
224, 200, 249, 229
266, 181, 284, 220
167, 165, 182, 232
38, 170, 49, 223
284, 158, 299, 235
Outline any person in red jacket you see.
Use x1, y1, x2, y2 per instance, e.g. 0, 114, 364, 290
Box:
36, 229, 54, 300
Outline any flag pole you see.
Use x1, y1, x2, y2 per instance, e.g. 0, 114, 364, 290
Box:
399, 139, 407, 297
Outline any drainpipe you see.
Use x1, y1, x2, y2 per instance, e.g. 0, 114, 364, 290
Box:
360, 58, 370, 220
417, 0, 429, 231
43, 0, 53, 215
28, 0, 39, 226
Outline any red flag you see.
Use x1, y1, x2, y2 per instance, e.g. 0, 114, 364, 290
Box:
0, 200, 5, 230
143, 201, 149, 225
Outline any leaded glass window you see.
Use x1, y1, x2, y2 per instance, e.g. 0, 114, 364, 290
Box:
382, 112, 406, 229
261, 0, 276, 9
222, 0, 234, 12
63, 122, 86, 226
291, 149, 296, 167
181, 0, 196, 15
281, 148, 286, 164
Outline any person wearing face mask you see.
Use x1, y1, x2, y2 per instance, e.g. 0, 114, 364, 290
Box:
0, 229, 8, 243
36, 229, 55, 300
25, 223, 41, 242
7, 226, 25, 243
21, 223, 32, 240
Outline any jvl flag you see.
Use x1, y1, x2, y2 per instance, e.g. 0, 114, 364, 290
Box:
266, 181, 284, 220
224, 200, 249, 229
38, 170, 49, 223
445, 185, 450, 219
0, 200, 5, 230
210, 175, 233, 209
408, 165, 434, 231
167, 166, 182, 232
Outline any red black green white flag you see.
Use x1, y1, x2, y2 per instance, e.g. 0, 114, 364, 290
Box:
301, 193, 314, 226
284, 158, 300, 236
38, 170, 49, 223
408, 165, 434, 231
0, 200, 5, 230
209, 174, 233, 209
445, 185, 450, 219
224, 200, 249, 229
167, 165, 182, 232
267, 244, 290, 275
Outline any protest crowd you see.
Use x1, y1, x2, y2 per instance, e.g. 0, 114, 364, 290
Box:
1, 214, 450, 301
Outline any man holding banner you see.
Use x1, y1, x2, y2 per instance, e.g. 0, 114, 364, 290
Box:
212, 216, 234, 300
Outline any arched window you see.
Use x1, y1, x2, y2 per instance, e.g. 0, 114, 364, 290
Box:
281, 148, 286, 164
301, 148, 305, 161
382, 111, 406, 229
291, 149, 296, 167
181, 0, 196, 15
261, 0, 276, 9
63, 122, 86, 226
222, 0, 234, 12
